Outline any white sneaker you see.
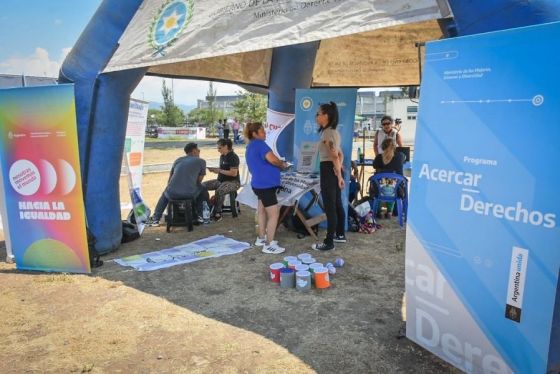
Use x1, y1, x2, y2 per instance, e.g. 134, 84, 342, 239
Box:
254, 236, 267, 246
262, 241, 285, 254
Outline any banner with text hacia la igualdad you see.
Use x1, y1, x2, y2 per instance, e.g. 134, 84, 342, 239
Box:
0, 85, 90, 273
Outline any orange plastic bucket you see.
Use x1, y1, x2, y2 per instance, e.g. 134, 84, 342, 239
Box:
314, 267, 330, 289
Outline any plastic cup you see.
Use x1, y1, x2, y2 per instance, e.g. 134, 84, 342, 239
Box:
296, 270, 312, 291
295, 264, 310, 272
314, 267, 330, 289
301, 257, 316, 265
308, 263, 323, 273
288, 260, 302, 270
269, 263, 284, 283
283, 256, 298, 267
280, 268, 295, 288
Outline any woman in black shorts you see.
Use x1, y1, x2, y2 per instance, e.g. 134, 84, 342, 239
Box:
244, 122, 288, 254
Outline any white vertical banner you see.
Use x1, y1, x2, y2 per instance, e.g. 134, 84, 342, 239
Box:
265, 108, 294, 158
124, 99, 150, 232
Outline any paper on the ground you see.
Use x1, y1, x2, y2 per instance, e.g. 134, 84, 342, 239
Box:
114, 235, 251, 271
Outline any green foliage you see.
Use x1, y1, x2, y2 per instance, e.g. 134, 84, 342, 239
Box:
159, 80, 185, 127
232, 90, 267, 123
147, 109, 161, 126
188, 107, 224, 125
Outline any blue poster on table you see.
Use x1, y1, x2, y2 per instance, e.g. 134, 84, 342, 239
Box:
406, 22, 560, 373
294, 89, 357, 203
293, 89, 357, 229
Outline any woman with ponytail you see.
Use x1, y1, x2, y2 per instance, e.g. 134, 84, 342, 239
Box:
312, 101, 346, 251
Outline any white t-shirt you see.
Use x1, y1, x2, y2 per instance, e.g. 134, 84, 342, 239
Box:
376, 128, 397, 154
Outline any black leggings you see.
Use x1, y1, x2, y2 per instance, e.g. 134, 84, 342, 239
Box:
320, 161, 345, 244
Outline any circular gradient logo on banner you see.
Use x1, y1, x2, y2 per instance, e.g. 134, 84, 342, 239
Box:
9, 159, 40, 196
9, 159, 76, 196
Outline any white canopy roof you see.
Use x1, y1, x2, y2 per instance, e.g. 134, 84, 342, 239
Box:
104, 0, 451, 87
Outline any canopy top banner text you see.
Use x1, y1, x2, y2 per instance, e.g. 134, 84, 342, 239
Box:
104, 0, 447, 76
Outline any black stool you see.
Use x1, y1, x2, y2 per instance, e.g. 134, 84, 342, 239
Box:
166, 199, 194, 232
221, 191, 239, 218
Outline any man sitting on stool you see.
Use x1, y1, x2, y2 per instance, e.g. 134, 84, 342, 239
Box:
147, 143, 208, 226
203, 138, 240, 221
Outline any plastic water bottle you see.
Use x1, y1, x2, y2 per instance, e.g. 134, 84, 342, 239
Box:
202, 201, 210, 224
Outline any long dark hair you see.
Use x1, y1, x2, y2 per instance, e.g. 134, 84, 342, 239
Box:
318, 101, 339, 132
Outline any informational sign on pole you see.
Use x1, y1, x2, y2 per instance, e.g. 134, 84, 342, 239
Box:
406, 22, 560, 373
124, 98, 150, 233
0, 85, 90, 273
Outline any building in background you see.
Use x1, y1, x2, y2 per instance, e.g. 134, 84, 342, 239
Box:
355, 91, 386, 130
385, 97, 419, 146
197, 95, 241, 117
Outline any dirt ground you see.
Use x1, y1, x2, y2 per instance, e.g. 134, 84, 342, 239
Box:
0, 140, 456, 374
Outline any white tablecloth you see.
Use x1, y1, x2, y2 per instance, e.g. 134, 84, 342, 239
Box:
236, 172, 320, 209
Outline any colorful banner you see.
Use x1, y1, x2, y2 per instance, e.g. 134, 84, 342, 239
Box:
124, 99, 150, 232
294, 88, 357, 201
405, 22, 560, 373
0, 85, 90, 273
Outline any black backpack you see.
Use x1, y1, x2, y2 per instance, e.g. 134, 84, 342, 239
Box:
347, 204, 360, 232
281, 200, 319, 237
87, 227, 103, 268
121, 220, 140, 243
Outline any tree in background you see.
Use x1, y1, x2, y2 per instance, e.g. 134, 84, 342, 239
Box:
159, 80, 185, 127
232, 90, 267, 123
400, 86, 419, 99
147, 109, 161, 126
188, 107, 224, 129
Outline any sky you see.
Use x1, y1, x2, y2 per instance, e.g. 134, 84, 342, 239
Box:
0, 0, 241, 106
0, 1, 379, 107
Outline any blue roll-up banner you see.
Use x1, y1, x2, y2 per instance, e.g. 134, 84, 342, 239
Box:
406, 22, 560, 373
294, 89, 357, 225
